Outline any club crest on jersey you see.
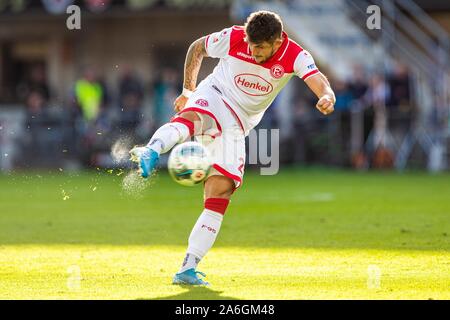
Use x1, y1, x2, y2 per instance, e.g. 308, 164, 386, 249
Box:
234, 74, 273, 96
270, 64, 285, 79
195, 99, 209, 107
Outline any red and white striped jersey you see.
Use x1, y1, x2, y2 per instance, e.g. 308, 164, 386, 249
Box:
203, 25, 320, 134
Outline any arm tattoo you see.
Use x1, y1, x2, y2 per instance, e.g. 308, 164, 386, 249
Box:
184, 37, 208, 91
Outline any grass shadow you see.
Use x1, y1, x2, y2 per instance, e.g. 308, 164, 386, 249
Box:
143, 285, 238, 300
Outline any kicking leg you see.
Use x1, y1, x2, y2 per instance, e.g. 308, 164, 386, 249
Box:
173, 175, 235, 286
147, 111, 200, 154
130, 111, 201, 178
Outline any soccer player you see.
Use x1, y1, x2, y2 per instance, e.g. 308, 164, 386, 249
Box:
130, 11, 335, 285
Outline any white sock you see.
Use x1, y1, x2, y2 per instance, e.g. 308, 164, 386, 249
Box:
179, 253, 201, 273
146, 122, 190, 154
179, 209, 223, 273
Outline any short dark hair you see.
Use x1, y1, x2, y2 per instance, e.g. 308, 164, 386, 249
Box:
244, 11, 283, 44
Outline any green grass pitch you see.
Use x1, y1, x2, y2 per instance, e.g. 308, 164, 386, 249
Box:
0, 168, 449, 299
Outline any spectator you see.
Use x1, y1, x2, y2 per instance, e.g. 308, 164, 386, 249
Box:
348, 65, 368, 108
387, 62, 412, 113
333, 79, 354, 111
117, 66, 144, 132
22, 90, 53, 166
386, 62, 414, 143
152, 68, 180, 127
26, 90, 46, 118
17, 63, 51, 104
328, 78, 354, 165
290, 85, 326, 165
291, 97, 316, 164
365, 73, 389, 108
73, 66, 109, 124
365, 73, 395, 168
72, 66, 110, 166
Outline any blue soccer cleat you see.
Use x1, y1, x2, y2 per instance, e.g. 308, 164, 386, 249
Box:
172, 268, 210, 286
129, 146, 159, 178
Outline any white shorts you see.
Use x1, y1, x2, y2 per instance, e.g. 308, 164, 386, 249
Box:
176, 82, 246, 189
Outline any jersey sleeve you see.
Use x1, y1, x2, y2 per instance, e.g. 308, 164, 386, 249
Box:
294, 50, 320, 81
205, 27, 232, 58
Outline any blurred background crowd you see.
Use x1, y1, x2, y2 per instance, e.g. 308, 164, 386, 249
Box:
0, 0, 449, 172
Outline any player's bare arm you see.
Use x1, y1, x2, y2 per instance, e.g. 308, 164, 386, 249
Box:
173, 36, 208, 112
305, 72, 336, 115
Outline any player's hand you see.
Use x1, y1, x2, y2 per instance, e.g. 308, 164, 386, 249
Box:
316, 95, 335, 115
173, 94, 189, 113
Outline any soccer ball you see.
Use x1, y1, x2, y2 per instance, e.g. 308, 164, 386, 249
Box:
168, 141, 213, 187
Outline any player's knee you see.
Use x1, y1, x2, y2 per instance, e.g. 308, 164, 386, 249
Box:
170, 111, 202, 136
204, 175, 235, 199
179, 111, 200, 123
204, 176, 234, 215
